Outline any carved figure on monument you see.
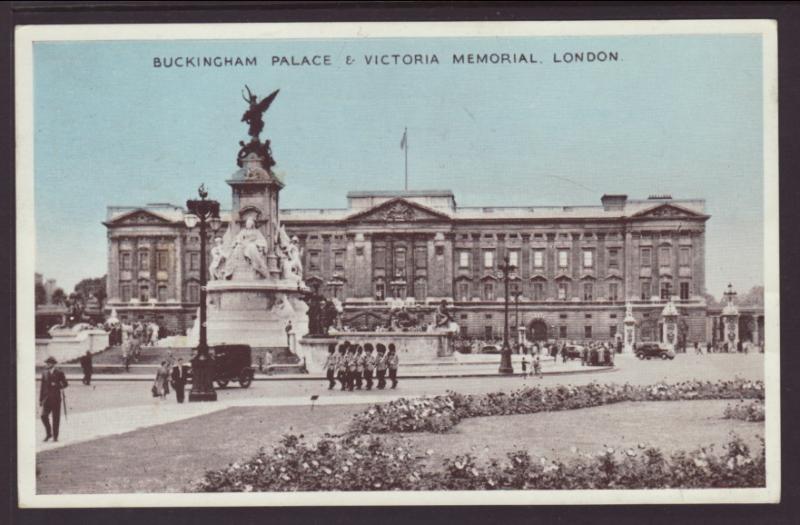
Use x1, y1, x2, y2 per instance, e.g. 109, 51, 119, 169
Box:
434, 299, 454, 328
301, 287, 325, 337
237, 86, 280, 170
224, 217, 269, 279
276, 226, 304, 282
209, 237, 226, 280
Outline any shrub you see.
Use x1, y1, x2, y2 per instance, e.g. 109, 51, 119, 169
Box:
723, 400, 766, 422
350, 379, 764, 435
193, 434, 765, 492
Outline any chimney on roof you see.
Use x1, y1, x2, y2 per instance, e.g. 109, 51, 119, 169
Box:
601, 194, 627, 211
648, 194, 672, 200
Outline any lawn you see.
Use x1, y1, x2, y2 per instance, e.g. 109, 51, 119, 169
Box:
37, 398, 763, 494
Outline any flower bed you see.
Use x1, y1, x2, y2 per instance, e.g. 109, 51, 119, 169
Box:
724, 400, 766, 422
349, 379, 764, 435
194, 434, 764, 492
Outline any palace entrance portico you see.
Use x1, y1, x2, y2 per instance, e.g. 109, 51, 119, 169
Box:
527, 318, 549, 341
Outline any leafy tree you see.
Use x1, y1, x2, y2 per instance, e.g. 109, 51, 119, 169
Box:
35, 281, 47, 306
51, 288, 66, 305
74, 275, 107, 307
738, 286, 764, 307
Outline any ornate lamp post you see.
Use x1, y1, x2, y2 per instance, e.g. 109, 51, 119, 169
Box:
498, 254, 516, 374
721, 283, 740, 351
184, 184, 222, 402
513, 289, 522, 351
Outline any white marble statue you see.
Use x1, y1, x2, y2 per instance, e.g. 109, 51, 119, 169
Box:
276, 225, 303, 282
224, 217, 269, 278
209, 236, 226, 280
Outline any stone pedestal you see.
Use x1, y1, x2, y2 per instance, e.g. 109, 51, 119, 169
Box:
661, 300, 679, 352
206, 280, 308, 348
623, 303, 636, 353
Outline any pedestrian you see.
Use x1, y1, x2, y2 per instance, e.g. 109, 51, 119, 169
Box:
337, 343, 348, 391
521, 350, 528, 376
122, 340, 131, 372
737, 340, 743, 354
285, 320, 293, 348
387, 344, 399, 389
171, 357, 190, 403
363, 344, 375, 390
580, 346, 587, 366
323, 343, 337, 390
40, 356, 68, 442
533, 353, 542, 378
561, 345, 568, 364
153, 361, 169, 399
79, 350, 93, 385
695, 341, 701, 355
376, 344, 388, 389
707, 341, 712, 354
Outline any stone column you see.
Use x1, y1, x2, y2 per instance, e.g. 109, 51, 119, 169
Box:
660, 300, 679, 352
174, 235, 183, 302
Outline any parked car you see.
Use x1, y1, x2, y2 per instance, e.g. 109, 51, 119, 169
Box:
635, 343, 676, 360
480, 344, 502, 354
189, 344, 256, 388
563, 345, 583, 360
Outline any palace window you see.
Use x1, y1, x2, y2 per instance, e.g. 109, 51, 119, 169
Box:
483, 250, 495, 269
659, 247, 671, 268
608, 282, 619, 302
187, 282, 199, 303
582, 249, 594, 269
660, 281, 672, 300
509, 281, 521, 297
457, 281, 470, 301
484, 326, 494, 339
120, 284, 131, 303
641, 280, 651, 300
395, 247, 407, 276
679, 247, 691, 267
308, 250, 321, 271
459, 250, 470, 269
414, 278, 427, 302
414, 246, 427, 269
557, 281, 568, 301
558, 250, 569, 269
139, 284, 150, 302
334, 250, 345, 271
356, 247, 364, 257
508, 250, 519, 269
329, 282, 343, 301
610, 325, 618, 338
532, 249, 544, 269
559, 325, 567, 338
138, 249, 149, 270
460, 325, 468, 338
680, 282, 690, 300
583, 283, 593, 301
641, 247, 652, 267
391, 283, 407, 300
584, 326, 592, 339
435, 245, 445, 257
120, 251, 132, 270
375, 281, 385, 301
189, 252, 200, 271
157, 285, 168, 302
483, 282, 495, 301
374, 247, 386, 269
608, 248, 619, 269
157, 250, 169, 271
533, 282, 544, 301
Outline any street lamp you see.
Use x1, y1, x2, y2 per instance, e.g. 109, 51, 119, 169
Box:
498, 254, 516, 374
184, 183, 221, 402
513, 289, 522, 352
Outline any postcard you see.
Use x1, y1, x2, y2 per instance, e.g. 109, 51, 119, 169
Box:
15, 20, 779, 507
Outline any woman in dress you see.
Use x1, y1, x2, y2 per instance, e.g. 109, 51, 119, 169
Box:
153, 360, 170, 399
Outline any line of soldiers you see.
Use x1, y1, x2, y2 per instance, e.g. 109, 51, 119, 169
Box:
322, 341, 399, 391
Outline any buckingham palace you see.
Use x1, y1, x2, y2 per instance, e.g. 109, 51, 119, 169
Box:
103, 189, 711, 344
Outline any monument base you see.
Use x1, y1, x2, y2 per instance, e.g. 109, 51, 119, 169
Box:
206, 279, 308, 348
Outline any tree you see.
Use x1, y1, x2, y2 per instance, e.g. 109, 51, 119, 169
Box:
74, 275, 107, 307
738, 286, 764, 307
51, 288, 66, 305
35, 281, 47, 306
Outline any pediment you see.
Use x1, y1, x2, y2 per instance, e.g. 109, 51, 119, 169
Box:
346, 198, 451, 223
105, 209, 174, 226
631, 203, 706, 219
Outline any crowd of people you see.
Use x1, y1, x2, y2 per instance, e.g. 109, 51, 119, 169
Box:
322, 341, 400, 391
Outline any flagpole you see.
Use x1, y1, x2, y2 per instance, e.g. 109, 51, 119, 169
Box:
404, 126, 408, 191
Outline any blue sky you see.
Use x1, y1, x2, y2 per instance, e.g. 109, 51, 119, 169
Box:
32, 33, 764, 298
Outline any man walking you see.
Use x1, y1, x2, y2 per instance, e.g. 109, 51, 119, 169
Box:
387, 344, 399, 389
363, 344, 375, 390
336, 343, 348, 391
285, 320, 293, 348
375, 344, 387, 390
40, 356, 68, 442
79, 350, 93, 385
354, 345, 365, 390
171, 357, 190, 403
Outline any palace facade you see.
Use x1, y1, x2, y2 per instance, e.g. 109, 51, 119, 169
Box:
104, 190, 712, 344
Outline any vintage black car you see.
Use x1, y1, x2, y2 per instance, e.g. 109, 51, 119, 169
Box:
190, 344, 256, 388
635, 342, 676, 360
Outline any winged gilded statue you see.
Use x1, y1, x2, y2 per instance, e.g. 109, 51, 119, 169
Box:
241, 85, 280, 140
